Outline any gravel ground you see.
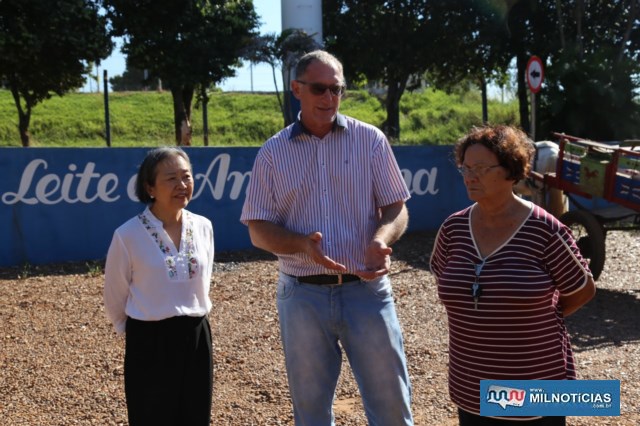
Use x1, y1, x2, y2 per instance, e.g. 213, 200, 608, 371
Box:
1, 230, 638, 425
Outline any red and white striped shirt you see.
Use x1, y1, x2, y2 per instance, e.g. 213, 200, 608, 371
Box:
430, 203, 591, 418
241, 114, 410, 276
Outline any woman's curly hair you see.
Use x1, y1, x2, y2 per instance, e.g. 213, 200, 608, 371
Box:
454, 125, 535, 182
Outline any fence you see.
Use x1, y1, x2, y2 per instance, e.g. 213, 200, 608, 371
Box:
0, 146, 468, 267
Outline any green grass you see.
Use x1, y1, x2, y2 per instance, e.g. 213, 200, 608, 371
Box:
0, 88, 519, 147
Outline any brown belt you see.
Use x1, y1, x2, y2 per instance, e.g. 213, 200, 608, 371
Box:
296, 274, 360, 285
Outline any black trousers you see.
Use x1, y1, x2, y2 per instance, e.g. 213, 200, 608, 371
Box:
125, 315, 213, 426
459, 408, 566, 425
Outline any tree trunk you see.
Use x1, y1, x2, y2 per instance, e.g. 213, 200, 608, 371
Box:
271, 64, 284, 118
516, 53, 530, 133
282, 61, 297, 127
575, 0, 584, 57
555, 0, 566, 50
18, 116, 30, 147
617, 0, 638, 63
201, 87, 209, 147
171, 85, 194, 146
10, 86, 31, 147
384, 77, 407, 140
480, 77, 488, 124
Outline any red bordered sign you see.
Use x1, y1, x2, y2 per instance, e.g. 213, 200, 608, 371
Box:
526, 56, 544, 93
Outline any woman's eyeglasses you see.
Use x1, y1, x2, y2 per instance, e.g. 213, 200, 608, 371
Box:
472, 260, 486, 310
457, 164, 501, 177
296, 80, 346, 97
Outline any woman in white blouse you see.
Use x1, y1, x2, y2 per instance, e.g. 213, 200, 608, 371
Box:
104, 147, 214, 426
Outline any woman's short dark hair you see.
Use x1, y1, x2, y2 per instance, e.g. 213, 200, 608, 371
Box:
135, 147, 191, 204
454, 125, 535, 181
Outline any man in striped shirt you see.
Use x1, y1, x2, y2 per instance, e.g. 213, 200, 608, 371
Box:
240, 50, 414, 425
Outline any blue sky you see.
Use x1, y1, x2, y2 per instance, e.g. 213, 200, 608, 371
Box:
84, 0, 282, 92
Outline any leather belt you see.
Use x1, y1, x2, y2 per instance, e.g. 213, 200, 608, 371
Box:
296, 274, 360, 285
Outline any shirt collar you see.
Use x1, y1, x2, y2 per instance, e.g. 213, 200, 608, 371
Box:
143, 206, 163, 227
289, 112, 348, 140
143, 207, 190, 227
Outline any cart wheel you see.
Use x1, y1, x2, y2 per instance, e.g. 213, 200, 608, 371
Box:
559, 210, 605, 280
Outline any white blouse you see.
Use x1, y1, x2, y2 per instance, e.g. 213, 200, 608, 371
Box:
104, 207, 214, 335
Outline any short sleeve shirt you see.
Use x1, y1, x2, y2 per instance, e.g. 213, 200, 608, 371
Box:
240, 114, 410, 276
429, 203, 591, 417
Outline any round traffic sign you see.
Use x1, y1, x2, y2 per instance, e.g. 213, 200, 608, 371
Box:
526, 56, 544, 93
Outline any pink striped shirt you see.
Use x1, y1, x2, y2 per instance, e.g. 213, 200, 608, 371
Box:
240, 114, 410, 276
429, 203, 591, 418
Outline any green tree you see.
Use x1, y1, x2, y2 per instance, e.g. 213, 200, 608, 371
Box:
104, 0, 259, 145
425, 0, 558, 132
424, 1, 513, 124
504, 0, 561, 133
323, 0, 430, 140
499, 0, 640, 139
425, 0, 640, 140
0, 0, 112, 146
538, 0, 640, 140
242, 29, 319, 126
109, 62, 149, 92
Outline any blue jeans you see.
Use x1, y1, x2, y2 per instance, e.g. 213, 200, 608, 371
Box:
276, 272, 413, 426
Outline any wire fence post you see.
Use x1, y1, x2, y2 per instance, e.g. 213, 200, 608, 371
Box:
103, 69, 111, 147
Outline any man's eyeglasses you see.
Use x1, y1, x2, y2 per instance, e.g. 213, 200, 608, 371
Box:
296, 80, 346, 97
457, 164, 502, 177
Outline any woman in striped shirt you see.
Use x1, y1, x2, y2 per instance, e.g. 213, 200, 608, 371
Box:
430, 125, 596, 425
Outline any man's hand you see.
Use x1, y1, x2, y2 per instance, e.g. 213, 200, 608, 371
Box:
304, 232, 347, 272
247, 221, 346, 272
355, 239, 392, 280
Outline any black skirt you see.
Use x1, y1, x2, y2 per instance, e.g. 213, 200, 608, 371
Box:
125, 315, 213, 426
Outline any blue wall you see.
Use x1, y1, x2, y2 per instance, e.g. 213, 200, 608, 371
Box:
0, 146, 469, 267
